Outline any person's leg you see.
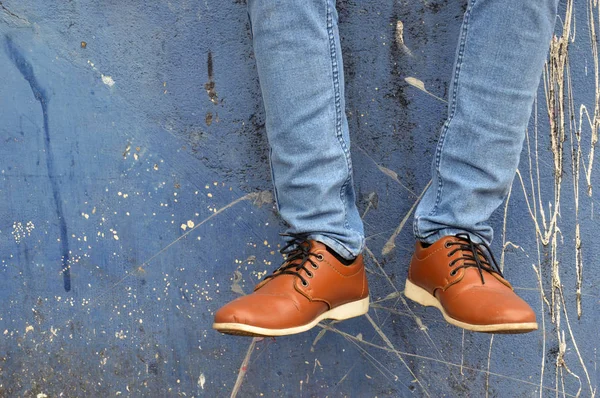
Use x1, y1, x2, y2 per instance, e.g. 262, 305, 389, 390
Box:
414, 0, 559, 245
213, 0, 369, 337
249, 0, 363, 260
406, 0, 559, 333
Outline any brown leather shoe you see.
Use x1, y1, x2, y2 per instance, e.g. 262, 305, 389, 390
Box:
404, 233, 537, 333
213, 236, 369, 337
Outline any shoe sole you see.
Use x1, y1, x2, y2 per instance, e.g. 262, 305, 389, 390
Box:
404, 279, 538, 334
212, 296, 370, 337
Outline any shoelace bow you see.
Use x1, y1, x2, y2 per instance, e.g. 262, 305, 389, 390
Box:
446, 233, 503, 284
263, 233, 321, 286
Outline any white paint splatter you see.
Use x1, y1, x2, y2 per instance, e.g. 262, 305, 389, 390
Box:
109, 228, 119, 240
87, 60, 116, 88
12, 221, 34, 244
101, 74, 115, 87
198, 373, 206, 389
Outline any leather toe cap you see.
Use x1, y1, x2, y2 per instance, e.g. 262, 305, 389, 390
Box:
443, 286, 536, 326
214, 293, 303, 329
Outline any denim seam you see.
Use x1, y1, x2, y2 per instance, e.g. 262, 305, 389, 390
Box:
415, 0, 476, 239
326, 0, 354, 233
268, 146, 281, 212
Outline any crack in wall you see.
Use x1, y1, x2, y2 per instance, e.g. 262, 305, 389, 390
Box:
0, 1, 29, 23
5, 35, 71, 292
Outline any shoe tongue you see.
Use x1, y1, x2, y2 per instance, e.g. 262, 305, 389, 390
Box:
282, 240, 316, 266
290, 240, 324, 257
452, 241, 509, 285
254, 240, 319, 292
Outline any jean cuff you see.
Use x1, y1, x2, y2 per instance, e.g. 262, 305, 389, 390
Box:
415, 228, 489, 246
307, 233, 362, 260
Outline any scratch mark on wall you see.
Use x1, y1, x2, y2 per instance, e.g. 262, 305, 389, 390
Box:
361, 191, 378, 219
545, 1, 595, 394
0, 1, 29, 23
310, 322, 330, 352
459, 330, 465, 376
395, 20, 413, 56
531, 263, 548, 398
319, 324, 580, 397
512, 1, 598, 395
334, 365, 355, 389
382, 181, 430, 255
325, 323, 404, 384
87, 191, 266, 306
230, 337, 262, 398
404, 77, 447, 103
364, 245, 461, 388
485, 335, 494, 398
356, 145, 417, 196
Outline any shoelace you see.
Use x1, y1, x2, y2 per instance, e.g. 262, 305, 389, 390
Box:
445, 233, 503, 284
262, 233, 322, 287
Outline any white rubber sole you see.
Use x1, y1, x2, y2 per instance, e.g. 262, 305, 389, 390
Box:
213, 296, 370, 337
404, 279, 538, 334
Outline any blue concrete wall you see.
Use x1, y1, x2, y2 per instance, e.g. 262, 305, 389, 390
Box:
0, 0, 598, 396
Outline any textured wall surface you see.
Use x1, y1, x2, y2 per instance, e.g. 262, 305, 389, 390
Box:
1, 1, 598, 397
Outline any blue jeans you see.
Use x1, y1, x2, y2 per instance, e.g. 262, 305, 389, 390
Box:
247, 0, 559, 257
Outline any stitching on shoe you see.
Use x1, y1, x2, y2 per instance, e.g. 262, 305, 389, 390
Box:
361, 272, 366, 296
441, 271, 465, 291
417, 246, 446, 261
256, 292, 301, 311
294, 283, 332, 308
321, 258, 363, 278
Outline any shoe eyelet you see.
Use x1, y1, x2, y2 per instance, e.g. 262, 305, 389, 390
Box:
316, 254, 324, 261
306, 271, 313, 278
301, 280, 309, 287
311, 263, 319, 270
444, 241, 452, 249
450, 270, 457, 276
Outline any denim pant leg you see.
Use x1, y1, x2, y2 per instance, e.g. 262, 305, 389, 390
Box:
247, 0, 364, 258
414, 0, 560, 245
